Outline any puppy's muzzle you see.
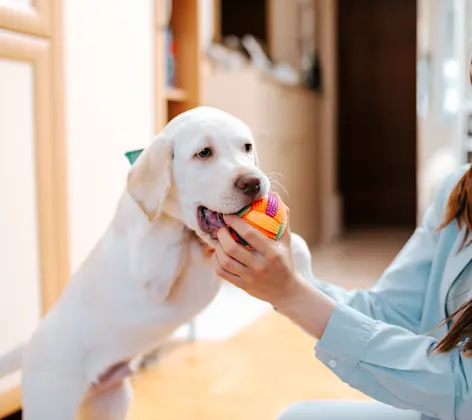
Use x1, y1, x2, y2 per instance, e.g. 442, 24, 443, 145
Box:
235, 174, 262, 197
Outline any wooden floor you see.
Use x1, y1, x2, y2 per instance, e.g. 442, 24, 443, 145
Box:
129, 229, 411, 420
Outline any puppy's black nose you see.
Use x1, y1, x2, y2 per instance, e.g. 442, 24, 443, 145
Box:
235, 174, 262, 197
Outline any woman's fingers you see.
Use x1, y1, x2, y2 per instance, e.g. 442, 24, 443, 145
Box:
211, 253, 245, 288
209, 209, 300, 308
217, 227, 256, 266
223, 215, 273, 256
214, 243, 247, 276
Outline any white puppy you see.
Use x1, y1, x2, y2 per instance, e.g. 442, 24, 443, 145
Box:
0, 106, 313, 420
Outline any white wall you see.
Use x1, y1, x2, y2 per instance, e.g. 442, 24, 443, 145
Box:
63, 0, 155, 271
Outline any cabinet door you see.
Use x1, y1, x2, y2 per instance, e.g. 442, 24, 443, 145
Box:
0, 0, 51, 37
0, 30, 67, 418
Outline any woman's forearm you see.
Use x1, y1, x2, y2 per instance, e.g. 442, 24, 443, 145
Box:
274, 275, 336, 339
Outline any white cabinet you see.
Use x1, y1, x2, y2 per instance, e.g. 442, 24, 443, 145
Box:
0, 1, 68, 414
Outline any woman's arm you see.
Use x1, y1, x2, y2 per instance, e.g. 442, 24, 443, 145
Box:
304, 170, 462, 333
308, 199, 439, 333
319, 300, 471, 419
274, 279, 472, 419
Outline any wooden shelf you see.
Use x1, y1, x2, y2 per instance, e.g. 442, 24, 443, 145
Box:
165, 87, 188, 102
155, 0, 200, 130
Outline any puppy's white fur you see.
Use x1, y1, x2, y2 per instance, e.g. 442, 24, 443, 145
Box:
0, 107, 313, 419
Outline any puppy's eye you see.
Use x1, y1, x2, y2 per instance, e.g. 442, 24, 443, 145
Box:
244, 144, 253, 153
196, 148, 212, 159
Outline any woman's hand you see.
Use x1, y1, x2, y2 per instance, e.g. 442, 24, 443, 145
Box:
212, 215, 302, 309
213, 215, 336, 339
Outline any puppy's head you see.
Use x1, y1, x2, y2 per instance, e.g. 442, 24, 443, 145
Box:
127, 106, 270, 245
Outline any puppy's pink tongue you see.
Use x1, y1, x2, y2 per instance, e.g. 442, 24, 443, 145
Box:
207, 211, 225, 228
205, 210, 225, 240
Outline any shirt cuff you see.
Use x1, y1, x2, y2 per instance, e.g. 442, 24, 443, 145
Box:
315, 303, 378, 380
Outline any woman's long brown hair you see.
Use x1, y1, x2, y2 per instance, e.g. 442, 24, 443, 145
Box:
436, 165, 472, 356
435, 62, 472, 356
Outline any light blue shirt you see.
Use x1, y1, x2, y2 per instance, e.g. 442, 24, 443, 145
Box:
312, 165, 472, 420
446, 263, 472, 317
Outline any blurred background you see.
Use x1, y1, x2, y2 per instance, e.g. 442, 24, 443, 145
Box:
1, 0, 472, 418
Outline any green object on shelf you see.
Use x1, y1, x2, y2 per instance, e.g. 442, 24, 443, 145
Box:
125, 149, 144, 165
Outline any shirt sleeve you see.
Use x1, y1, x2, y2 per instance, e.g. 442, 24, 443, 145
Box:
310, 170, 461, 333
315, 303, 472, 420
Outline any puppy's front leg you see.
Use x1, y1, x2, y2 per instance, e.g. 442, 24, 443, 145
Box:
290, 232, 314, 283
128, 220, 190, 301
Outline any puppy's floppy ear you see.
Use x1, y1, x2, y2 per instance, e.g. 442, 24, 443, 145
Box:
127, 134, 173, 221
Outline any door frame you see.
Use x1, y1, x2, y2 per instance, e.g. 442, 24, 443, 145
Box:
0, 0, 68, 416
0, 0, 52, 37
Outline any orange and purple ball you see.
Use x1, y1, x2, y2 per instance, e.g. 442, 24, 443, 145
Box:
230, 192, 288, 250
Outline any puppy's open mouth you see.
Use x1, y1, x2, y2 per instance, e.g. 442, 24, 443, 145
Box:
197, 207, 229, 240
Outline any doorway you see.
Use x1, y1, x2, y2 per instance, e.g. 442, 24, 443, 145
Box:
338, 0, 417, 228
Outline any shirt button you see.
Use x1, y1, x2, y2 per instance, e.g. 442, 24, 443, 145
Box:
328, 359, 338, 369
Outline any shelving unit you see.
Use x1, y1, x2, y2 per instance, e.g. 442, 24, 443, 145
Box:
155, 0, 201, 132
153, 0, 201, 343
165, 87, 188, 102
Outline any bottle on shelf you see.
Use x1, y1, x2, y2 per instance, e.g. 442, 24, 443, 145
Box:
166, 26, 175, 88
